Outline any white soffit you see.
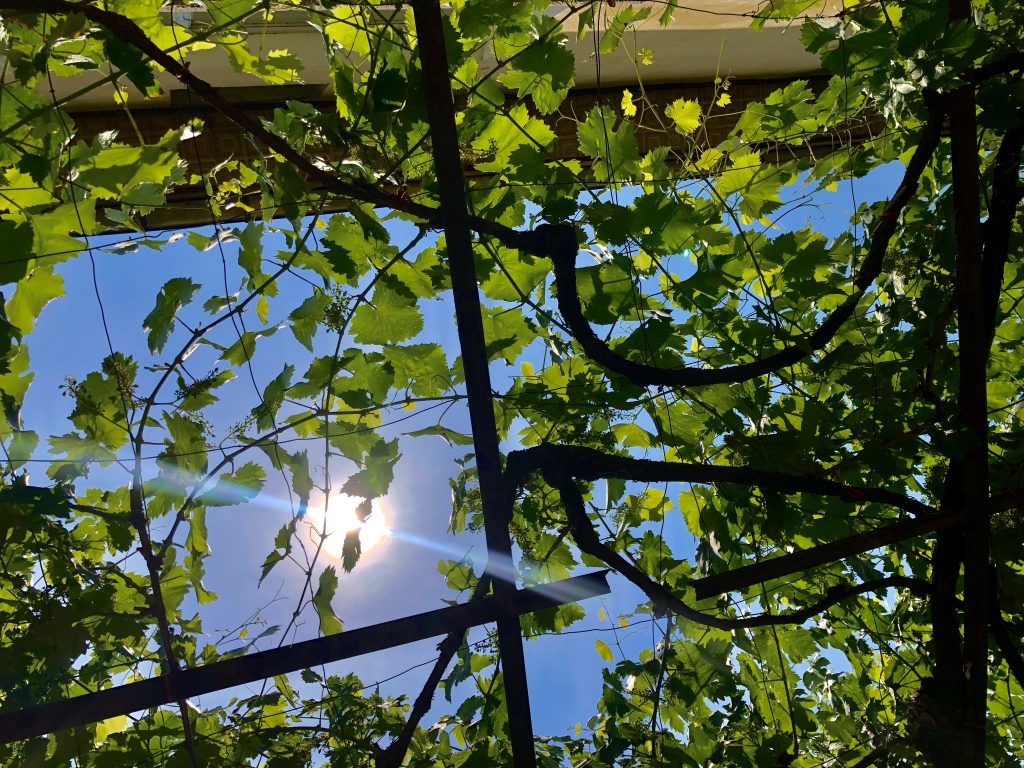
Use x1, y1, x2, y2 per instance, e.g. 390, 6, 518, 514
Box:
51, 2, 835, 110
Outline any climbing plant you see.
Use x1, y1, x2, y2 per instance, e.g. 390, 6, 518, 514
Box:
0, 0, 1022, 766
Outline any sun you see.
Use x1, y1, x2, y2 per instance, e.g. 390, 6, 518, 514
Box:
309, 494, 389, 559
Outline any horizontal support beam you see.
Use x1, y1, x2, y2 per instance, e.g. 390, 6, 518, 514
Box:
71, 78, 838, 171
0, 571, 610, 746
692, 515, 960, 601
65, 75, 878, 231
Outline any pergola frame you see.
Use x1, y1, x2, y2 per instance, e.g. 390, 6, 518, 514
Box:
0, 2, 1010, 767
0, 572, 611, 748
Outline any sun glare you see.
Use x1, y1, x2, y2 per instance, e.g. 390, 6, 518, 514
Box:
310, 494, 389, 559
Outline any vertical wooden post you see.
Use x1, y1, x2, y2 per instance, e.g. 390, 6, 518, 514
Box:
947, 1, 990, 764
410, 2, 538, 766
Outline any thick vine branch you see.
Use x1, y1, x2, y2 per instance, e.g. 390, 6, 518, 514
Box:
505, 443, 936, 518
693, 512, 961, 600
981, 111, 1024, 340
922, 95, 1021, 768
970, 50, 1024, 83
539, 467, 927, 630
128, 483, 198, 767
947, 0, 990, 759
527, 103, 944, 388
991, 612, 1024, 691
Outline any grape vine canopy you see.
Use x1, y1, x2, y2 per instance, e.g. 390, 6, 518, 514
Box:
0, 1, 1022, 767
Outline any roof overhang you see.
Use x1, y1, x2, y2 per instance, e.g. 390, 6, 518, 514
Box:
53, 2, 831, 110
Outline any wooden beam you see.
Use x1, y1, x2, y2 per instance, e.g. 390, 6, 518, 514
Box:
66, 75, 877, 231
411, 1, 540, 766
68, 76, 850, 171
0, 571, 610, 746
692, 515, 960, 601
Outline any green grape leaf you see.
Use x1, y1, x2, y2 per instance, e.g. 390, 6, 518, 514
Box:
499, 35, 575, 115
0, 221, 35, 284
144, 278, 200, 354
340, 437, 400, 499
313, 566, 344, 635
341, 529, 361, 573
578, 107, 641, 182
594, 639, 615, 663
221, 326, 280, 366
350, 285, 423, 344
260, 519, 297, 585
666, 98, 702, 134
381, 343, 450, 397
102, 32, 160, 97
289, 293, 329, 351
599, 5, 651, 54
406, 424, 474, 446
252, 364, 294, 432
5, 265, 64, 334
196, 462, 266, 507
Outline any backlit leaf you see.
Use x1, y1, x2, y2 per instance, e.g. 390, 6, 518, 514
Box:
313, 566, 344, 635
196, 462, 266, 507
350, 285, 423, 344
144, 278, 200, 354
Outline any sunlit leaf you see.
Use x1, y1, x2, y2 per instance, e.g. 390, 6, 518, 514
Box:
196, 462, 266, 507
313, 566, 344, 635
666, 98, 702, 134
594, 639, 614, 663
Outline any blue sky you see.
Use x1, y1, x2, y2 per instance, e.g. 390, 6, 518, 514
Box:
19, 211, 653, 734
15, 161, 905, 738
